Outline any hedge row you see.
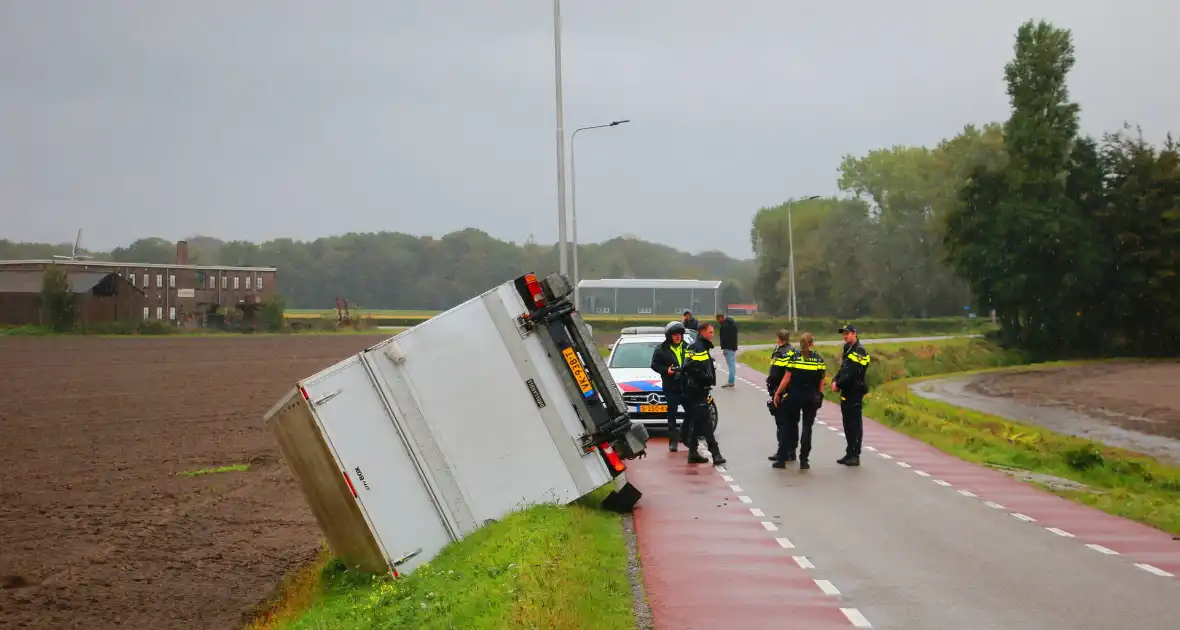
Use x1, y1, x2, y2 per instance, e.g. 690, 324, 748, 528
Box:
310, 314, 996, 336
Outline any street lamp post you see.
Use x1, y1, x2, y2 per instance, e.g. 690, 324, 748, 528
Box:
571, 119, 631, 308
787, 195, 821, 332
551, 0, 570, 277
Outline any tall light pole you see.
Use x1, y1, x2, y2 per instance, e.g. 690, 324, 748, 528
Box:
787, 195, 821, 332
571, 119, 630, 308
552, 0, 570, 277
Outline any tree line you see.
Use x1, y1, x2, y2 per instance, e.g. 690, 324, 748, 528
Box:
752, 19, 1179, 356
0, 231, 756, 311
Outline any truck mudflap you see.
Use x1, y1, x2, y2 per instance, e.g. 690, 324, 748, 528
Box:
512, 272, 649, 466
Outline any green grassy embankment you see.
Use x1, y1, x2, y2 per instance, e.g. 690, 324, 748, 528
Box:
250, 488, 635, 630
743, 339, 1180, 535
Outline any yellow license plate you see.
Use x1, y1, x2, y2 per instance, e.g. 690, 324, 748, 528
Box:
561, 347, 595, 395
639, 404, 668, 413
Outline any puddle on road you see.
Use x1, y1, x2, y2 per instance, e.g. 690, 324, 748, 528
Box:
911, 375, 1180, 466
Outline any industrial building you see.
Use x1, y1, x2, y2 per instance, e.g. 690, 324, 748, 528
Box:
0, 241, 277, 327
0, 269, 147, 327
576, 278, 723, 316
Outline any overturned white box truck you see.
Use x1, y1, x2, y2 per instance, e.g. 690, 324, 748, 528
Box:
264, 272, 649, 575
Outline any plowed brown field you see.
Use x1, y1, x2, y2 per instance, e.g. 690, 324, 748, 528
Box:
0, 334, 388, 630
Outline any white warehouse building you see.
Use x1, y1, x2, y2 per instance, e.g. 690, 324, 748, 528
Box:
576, 278, 723, 316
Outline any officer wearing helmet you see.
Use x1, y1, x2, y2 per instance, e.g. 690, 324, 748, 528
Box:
650, 321, 689, 451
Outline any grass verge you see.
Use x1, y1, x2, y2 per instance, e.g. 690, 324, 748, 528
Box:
266, 488, 634, 630
179, 463, 250, 477
744, 338, 1180, 535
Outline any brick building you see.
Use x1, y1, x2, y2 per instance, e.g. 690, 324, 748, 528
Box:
0, 241, 278, 327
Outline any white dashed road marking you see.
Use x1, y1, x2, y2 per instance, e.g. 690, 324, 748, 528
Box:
1087, 544, 1119, 555
730, 484, 743, 492
915, 470, 931, 477
983, 501, 1005, 509
957, 489, 977, 498
762, 521, 779, 532
815, 579, 841, 595
775, 537, 794, 548
933, 479, 952, 487
1011, 513, 1036, 522
841, 608, 874, 628
750, 508, 764, 517
738, 495, 752, 504
1135, 563, 1175, 577
865, 446, 878, 452
722, 475, 734, 482
878, 453, 893, 459
793, 556, 815, 569
897, 462, 912, 468
1046, 527, 1075, 538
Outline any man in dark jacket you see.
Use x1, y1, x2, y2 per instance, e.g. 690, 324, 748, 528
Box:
682, 322, 726, 465
715, 313, 739, 387
682, 310, 700, 331
650, 322, 689, 452
832, 324, 871, 466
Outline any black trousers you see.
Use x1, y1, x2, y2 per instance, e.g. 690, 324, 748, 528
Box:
664, 387, 684, 433
776, 400, 817, 461
683, 390, 719, 454
840, 395, 864, 457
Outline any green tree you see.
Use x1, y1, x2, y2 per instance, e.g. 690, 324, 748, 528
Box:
40, 264, 76, 332
259, 294, 287, 332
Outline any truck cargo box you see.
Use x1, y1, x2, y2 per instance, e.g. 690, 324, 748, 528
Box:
266, 273, 648, 575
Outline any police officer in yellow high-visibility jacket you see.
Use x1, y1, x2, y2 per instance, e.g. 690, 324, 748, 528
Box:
682, 322, 726, 466
772, 332, 826, 469
832, 324, 871, 466
765, 329, 797, 461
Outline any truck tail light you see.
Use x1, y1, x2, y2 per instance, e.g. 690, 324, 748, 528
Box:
523, 273, 547, 308
342, 470, 359, 498
600, 443, 626, 474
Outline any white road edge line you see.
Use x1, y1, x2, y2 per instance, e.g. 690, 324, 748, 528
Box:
957, 489, 977, 497
1135, 563, 1175, 577
1086, 544, 1119, 555
1045, 527, 1075, 538
793, 556, 814, 569
1011, 513, 1036, 522
983, 501, 1005, 509
841, 608, 873, 628
814, 579, 841, 595
776, 537, 794, 548
915, 470, 931, 477
750, 508, 764, 517
933, 479, 952, 487
762, 521, 779, 532
738, 495, 753, 504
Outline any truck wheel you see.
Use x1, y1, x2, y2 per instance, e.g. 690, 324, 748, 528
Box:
709, 400, 719, 432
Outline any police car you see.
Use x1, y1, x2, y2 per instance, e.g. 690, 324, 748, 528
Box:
606, 325, 719, 432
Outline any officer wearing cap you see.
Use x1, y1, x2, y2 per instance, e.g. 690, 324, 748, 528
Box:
831, 324, 871, 466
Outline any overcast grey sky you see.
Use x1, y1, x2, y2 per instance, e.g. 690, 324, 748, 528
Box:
2, 1, 1178, 258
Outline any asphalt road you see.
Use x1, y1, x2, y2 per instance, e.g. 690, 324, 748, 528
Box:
737, 334, 982, 353
693, 357, 1180, 630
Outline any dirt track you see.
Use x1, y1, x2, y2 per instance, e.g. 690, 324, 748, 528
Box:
968, 362, 1180, 439
0, 334, 388, 630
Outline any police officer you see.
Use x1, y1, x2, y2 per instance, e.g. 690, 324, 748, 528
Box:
650, 322, 689, 452
772, 332, 826, 469
682, 310, 700, 331
682, 322, 726, 466
831, 324, 871, 466
765, 329, 797, 461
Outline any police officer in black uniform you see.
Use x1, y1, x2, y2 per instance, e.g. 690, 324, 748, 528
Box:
765, 329, 797, 461
682, 322, 726, 466
650, 322, 689, 452
832, 324, 871, 466
772, 332, 827, 469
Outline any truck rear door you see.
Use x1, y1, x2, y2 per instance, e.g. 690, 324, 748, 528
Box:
300, 357, 454, 574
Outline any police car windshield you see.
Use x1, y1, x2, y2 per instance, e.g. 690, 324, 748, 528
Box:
609, 341, 661, 369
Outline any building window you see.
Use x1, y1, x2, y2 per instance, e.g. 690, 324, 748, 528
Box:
257, 275, 263, 291
155, 306, 163, 319
143, 306, 149, 319
156, 274, 163, 288
169, 274, 176, 288
196, 271, 205, 290
221, 275, 227, 290
234, 276, 240, 289
130, 273, 137, 286
638, 307, 652, 314
169, 306, 176, 320
246, 276, 252, 290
